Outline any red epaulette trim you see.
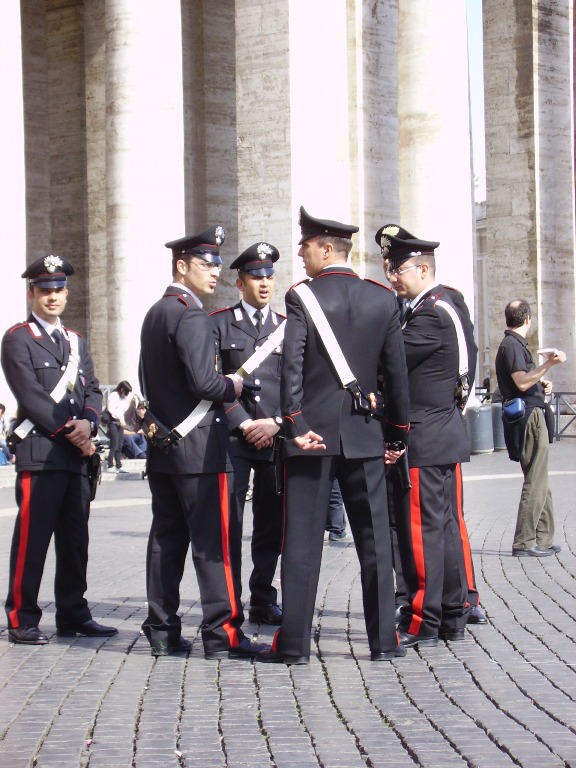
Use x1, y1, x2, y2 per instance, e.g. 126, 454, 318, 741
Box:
8, 322, 29, 335
288, 279, 311, 291
315, 270, 359, 279
208, 306, 233, 316
63, 326, 83, 339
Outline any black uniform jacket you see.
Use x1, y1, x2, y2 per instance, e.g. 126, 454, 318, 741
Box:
402, 286, 472, 467
139, 285, 236, 474
281, 268, 409, 458
1, 315, 102, 473
210, 302, 284, 462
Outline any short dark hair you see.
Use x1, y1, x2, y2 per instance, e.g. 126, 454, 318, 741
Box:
314, 234, 353, 257
0, 403, 5, 412
505, 299, 531, 329
115, 380, 133, 396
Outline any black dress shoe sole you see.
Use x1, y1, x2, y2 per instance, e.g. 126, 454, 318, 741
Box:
257, 652, 310, 665
439, 630, 466, 642
371, 647, 408, 661
57, 628, 118, 637
467, 614, 488, 625
8, 632, 49, 645
512, 548, 554, 557
399, 635, 439, 649
151, 639, 192, 657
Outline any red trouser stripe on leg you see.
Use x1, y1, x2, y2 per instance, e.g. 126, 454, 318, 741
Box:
218, 472, 240, 648
9, 471, 32, 628
407, 467, 425, 636
455, 463, 478, 600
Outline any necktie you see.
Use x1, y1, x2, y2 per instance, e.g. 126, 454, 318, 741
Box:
254, 310, 263, 333
52, 329, 62, 347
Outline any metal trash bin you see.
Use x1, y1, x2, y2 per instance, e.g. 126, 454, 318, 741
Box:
491, 402, 507, 451
464, 404, 494, 454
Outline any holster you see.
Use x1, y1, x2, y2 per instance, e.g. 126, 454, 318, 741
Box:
87, 452, 102, 502
139, 408, 181, 454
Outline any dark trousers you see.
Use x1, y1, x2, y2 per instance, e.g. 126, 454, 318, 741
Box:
107, 420, 124, 468
143, 471, 245, 653
231, 454, 282, 607
396, 464, 470, 638
276, 455, 397, 658
5, 470, 92, 629
390, 463, 479, 609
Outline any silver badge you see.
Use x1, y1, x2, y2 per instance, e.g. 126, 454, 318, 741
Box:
44, 255, 63, 274
215, 226, 225, 246
257, 243, 273, 260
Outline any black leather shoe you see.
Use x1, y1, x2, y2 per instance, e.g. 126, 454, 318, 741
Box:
370, 645, 407, 661
151, 637, 192, 657
467, 605, 488, 624
57, 619, 118, 637
256, 649, 310, 665
398, 630, 438, 649
8, 626, 49, 645
204, 637, 269, 660
248, 603, 283, 625
439, 627, 466, 641
512, 545, 554, 557
395, 605, 407, 623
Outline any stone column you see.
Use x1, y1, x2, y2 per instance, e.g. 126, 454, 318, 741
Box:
484, 0, 575, 391
349, 0, 400, 282
398, 0, 476, 317
234, 0, 292, 306
0, 2, 27, 415
105, 0, 186, 386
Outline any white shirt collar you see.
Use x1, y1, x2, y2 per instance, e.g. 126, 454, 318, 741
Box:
241, 300, 269, 323
170, 282, 203, 309
408, 283, 440, 310
32, 312, 64, 338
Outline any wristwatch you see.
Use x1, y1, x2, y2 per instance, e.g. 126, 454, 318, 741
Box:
274, 416, 283, 427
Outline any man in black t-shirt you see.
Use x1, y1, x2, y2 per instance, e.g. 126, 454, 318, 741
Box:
495, 299, 566, 558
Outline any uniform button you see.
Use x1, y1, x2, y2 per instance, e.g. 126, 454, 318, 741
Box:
254, 378, 260, 386
44, 362, 49, 366
69, 399, 75, 404
61, 365, 66, 371
254, 396, 261, 402
216, 417, 221, 423
231, 343, 236, 347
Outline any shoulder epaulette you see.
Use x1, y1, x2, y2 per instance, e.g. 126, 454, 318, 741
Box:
208, 306, 233, 316
289, 278, 311, 291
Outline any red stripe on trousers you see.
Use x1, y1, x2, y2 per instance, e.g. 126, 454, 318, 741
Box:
9, 471, 32, 628
454, 463, 478, 599
218, 473, 240, 648
407, 467, 426, 636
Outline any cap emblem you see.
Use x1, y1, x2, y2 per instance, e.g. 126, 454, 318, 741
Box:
257, 243, 273, 260
44, 255, 63, 274
215, 226, 225, 246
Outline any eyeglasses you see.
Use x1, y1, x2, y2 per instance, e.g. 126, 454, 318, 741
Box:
190, 259, 222, 274
385, 263, 422, 278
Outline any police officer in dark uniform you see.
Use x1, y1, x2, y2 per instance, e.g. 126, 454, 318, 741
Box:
258, 208, 410, 665
139, 227, 268, 659
210, 243, 284, 626
2, 256, 116, 644
376, 224, 477, 647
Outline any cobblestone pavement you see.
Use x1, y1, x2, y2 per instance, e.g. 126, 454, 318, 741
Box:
0, 443, 575, 768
